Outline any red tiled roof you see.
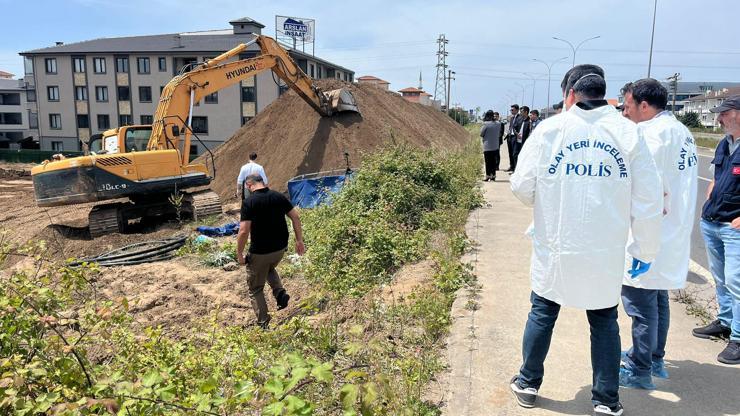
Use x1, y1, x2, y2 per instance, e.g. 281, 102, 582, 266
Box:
0, 70, 14, 78
687, 86, 740, 101
358, 75, 390, 84
399, 87, 423, 93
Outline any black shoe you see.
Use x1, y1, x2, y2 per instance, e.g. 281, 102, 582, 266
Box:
276, 290, 290, 310
509, 375, 538, 408
692, 319, 731, 340
491, 175, 496, 182
483, 176, 490, 182
594, 402, 624, 416
718, 341, 740, 365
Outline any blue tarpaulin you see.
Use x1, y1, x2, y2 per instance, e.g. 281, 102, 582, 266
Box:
196, 222, 239, 237
288, 169, 353, 209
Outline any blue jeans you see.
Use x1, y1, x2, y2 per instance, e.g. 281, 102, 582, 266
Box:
700, 219, 740, 341
518, 292, 620, 407
621, 286, 670, 376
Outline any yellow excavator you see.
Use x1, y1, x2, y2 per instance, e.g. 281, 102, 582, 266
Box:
31, 35, 359, 237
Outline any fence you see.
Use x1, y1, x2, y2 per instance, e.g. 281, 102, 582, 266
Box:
0, 149, 83, 164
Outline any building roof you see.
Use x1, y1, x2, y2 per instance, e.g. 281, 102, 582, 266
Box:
0, 78, 24, 90
0, 70, 14, 78
660, 81, 740, 94
357, 75, 390, 84
687, 86, 740, 101
229, 17, 265, 28
399, 87, 424, 93
20, 28, 354, 75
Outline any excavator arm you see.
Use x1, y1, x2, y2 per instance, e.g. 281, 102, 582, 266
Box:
148, 35, 358, 164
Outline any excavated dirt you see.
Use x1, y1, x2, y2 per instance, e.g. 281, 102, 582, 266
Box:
200, 80, 469, 199
1, 80, 468, 330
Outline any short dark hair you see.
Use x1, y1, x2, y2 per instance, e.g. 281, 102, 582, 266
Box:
511, 104, 520, 110
561, 64, 606, 99
521, 106, 530, 113
249, 152, 257, 160
530, 110, 539, 116
483, 110, 495, 121
621, 78, 668, 110
245, 174, 263, 184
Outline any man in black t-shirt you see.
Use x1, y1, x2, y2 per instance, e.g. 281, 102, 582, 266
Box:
237, 174, 305, 328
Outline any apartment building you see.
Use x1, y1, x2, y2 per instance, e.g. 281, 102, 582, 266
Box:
0, 74, 37, 149
19, 17, 354, 154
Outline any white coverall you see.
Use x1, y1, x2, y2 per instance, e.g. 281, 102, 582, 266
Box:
511, 104, 663, 310
623, 111, 698, 289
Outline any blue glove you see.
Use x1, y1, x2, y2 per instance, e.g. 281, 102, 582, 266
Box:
628, 258, 651, 279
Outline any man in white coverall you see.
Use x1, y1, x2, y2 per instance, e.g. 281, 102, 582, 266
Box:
508, 65, 663, 416
619, 79, 698, 389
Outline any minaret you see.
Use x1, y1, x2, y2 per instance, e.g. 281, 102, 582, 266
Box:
418, 71, 423, 90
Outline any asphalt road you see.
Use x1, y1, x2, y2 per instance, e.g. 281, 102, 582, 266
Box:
690, 146, 716, 270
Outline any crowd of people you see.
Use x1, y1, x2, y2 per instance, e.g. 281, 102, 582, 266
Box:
478, 64, 740, 415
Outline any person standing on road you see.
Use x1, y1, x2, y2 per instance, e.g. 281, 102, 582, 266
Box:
236, 152, 269, 200
619, 78, 698, 388
511, 106, 531, 172
509, 64, 663, 416
692, 94, 740, 365
480, 110, 504, 181
236, 174, 305, 329
506, 104, 523, 172
529, 110, 541, 131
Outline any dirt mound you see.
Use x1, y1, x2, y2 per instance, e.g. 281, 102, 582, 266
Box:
199, 80, 469, 199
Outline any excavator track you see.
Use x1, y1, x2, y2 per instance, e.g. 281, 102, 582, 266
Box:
185, 190, 222, 221
89, 204, 123, 238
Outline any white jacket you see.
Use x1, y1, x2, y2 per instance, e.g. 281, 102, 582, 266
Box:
511, 103, 663, 310
236, 161, 269, 194
623, 111, 698, 289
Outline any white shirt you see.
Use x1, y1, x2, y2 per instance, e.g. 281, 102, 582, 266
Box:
236, 161, 268, 194
623, 111, 698, 289
511, 104, 663, 310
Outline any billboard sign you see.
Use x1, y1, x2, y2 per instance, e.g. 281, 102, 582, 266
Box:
276, 16, 315, 43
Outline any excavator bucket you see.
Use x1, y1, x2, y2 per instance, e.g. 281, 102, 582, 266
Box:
323, 89, 360, 115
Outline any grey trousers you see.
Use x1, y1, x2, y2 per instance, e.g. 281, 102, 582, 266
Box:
245, 248, 286, 325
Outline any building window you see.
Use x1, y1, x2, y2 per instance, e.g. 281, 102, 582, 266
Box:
158, 57, 167, 72
29, 112, 38, 129
51, 141, 64, 151
204, 92, 218, 104
75, 86, 88, 101
137, 57, 150, 74
241, 86, 255, 102
0, 113, 23, 125
97, 114, 110, 130
160, 86, 165, 95
73, 57, 86, 73
117, 86, 130, 101
26, 89, 36, 102
45, 58, 57, 74
138, 86, 152, 102
191, 116, 208, 134
47, 86, 60, 101
119, 114, 132, 126
140, 115, 153, 125
0, 93, 21, 105
24, 57, 34, 75
115, 57, 129, 73
241, 116, 252, 125
76, 114, 90, 129
309, 63, 315, 78
95, 86, 108, 102
93, 57, 106, 74
49, 113, 62, 129
190, 144, 199, 156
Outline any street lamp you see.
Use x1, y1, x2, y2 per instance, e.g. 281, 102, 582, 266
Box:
523, 73, 538, 109
552, 35, 601, 67
647, 0, 658, 77
533, 57, 568, 118
514, 82, 527, 105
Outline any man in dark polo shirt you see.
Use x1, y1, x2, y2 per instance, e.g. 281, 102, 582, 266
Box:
236, 174, 305, 328
692, 95, 740, 365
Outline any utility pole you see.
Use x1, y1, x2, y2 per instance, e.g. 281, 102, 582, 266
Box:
647, 0, 658, 77
434, 34, 448, 111
667, 72, 680, 114
446, 70, 455, 114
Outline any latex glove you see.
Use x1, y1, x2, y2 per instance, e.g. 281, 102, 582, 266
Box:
628, 258, 651, 279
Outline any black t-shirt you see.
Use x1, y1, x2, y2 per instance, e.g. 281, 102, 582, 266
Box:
240, 188, 294, 254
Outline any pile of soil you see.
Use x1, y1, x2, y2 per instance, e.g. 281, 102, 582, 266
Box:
200, 80, 470, 199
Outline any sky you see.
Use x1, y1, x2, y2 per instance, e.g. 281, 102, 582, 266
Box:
2, 0, 739, 114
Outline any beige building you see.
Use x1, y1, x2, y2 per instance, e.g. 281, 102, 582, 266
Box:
0, 74, 38, 149
19, 17, 354, 154
682, 86, 740, 128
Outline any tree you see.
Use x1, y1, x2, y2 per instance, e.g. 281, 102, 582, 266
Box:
677, 112, 701, 128
448, 108, 470, 126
